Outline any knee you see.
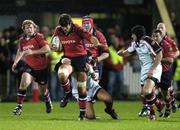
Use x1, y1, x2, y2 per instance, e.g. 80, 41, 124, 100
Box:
20, 81, 29, 89
104, 95, 112, 103
143, 87, 152, 96
58, 68, 69, 81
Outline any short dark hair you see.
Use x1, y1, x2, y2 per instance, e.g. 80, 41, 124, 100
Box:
152, 29, 162, 36
58, 13, 72, 27
131, 25, 146, 39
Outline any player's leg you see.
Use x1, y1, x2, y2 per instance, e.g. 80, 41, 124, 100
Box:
77, 71, 87, 120
39, 86, 53, 113
58, 64, 73, 107
160, 89, 171, 118
36, 67, 53, 113
143, 78, 163, 120
169, 86, 177, 113
138, 85, 150, 117
159, 70, 174, 117
85, 102, 96, 119
13, 72, 33, 115
96, 88, 118, 119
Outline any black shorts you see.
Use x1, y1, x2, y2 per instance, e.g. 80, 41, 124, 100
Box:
23, 64, 49, 85
141, 76, 159, 87
157, 69, 172, 90
54, 55, 88, 72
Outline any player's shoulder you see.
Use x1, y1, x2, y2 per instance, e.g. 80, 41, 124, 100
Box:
162, 39, 171, 47
35, 32, 43, 37
73, 24, 87, 33
165, 35, 174, 43
34, 32, 45, 40
142, 36, 153, 43
19, 36, 24, 41
130, 41, 136, 47
142, 36, 157, 45
95, 29, 104, 37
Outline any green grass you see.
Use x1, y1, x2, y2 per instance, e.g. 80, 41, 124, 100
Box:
0, 101, 180, 130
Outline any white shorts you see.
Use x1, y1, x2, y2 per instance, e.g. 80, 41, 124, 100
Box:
140, 64, 162, 85
71, 76, 102, 102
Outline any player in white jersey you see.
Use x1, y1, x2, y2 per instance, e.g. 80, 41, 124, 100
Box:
71, 65, 118, 120
118, 25, 163, 120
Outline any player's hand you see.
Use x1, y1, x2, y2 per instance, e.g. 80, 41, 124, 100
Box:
51, 44, 59, 51
12, 62, 18, 72
61, 58, 71, 64
24, 49, 33, 56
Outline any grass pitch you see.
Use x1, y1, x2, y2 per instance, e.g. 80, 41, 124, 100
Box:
0, 101, 180, 130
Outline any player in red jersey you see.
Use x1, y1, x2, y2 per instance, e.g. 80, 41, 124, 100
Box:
82, 15, 109, 81
51, 14, 100, 120
152, 29, 174, 117
157, 23, 179, 113
81, 16, 118, 119
157, 23, 179, 58
12, 20, 52, 115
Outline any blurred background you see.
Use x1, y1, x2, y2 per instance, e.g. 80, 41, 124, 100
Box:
1, 0, 180, 102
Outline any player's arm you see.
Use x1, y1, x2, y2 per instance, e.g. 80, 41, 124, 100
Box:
96, 31, 109, 62
79, 26, 101, 47
169, 38, 179, 58
148, 51, 162, 77
161, 57, 174, 64
24, 44, 50, 56
153, 51, 163, 68
97, 52, 109, 62
173, 50, 180, 59
31, 44, 51, 55
12, 48, 24, 72
90, 36, 101, 47
117, 49, 132, 57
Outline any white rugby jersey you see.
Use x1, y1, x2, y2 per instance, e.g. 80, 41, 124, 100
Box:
127, 36, 162, 84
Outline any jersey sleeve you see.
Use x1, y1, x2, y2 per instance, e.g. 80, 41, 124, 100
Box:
144, 36, 162, 54
96, 31, 108, 52
169, 39, 178, 52
150, 41, 162, 54
163, 41, 174, 58
75, 24, 92, 41
127, 42, 136, 53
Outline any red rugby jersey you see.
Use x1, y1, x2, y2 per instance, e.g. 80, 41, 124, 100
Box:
19, 33, 48, 70
160, 39, 174, 72
164, 35, 178, 52
53, 24, 92, 58
83, 29, 108, 57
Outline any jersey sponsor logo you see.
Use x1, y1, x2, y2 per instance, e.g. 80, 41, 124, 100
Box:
61, 40, 76, 44
23, 44, 34, 51
85, 43, 94, 47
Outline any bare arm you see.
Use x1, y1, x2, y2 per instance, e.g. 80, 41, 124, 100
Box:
117, 49, 132, 57
12, 48, 24, 72
97, 52, 109, 62
174, 50, 180, 59
161, 57, 174, 64
148, 51, 162, 76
